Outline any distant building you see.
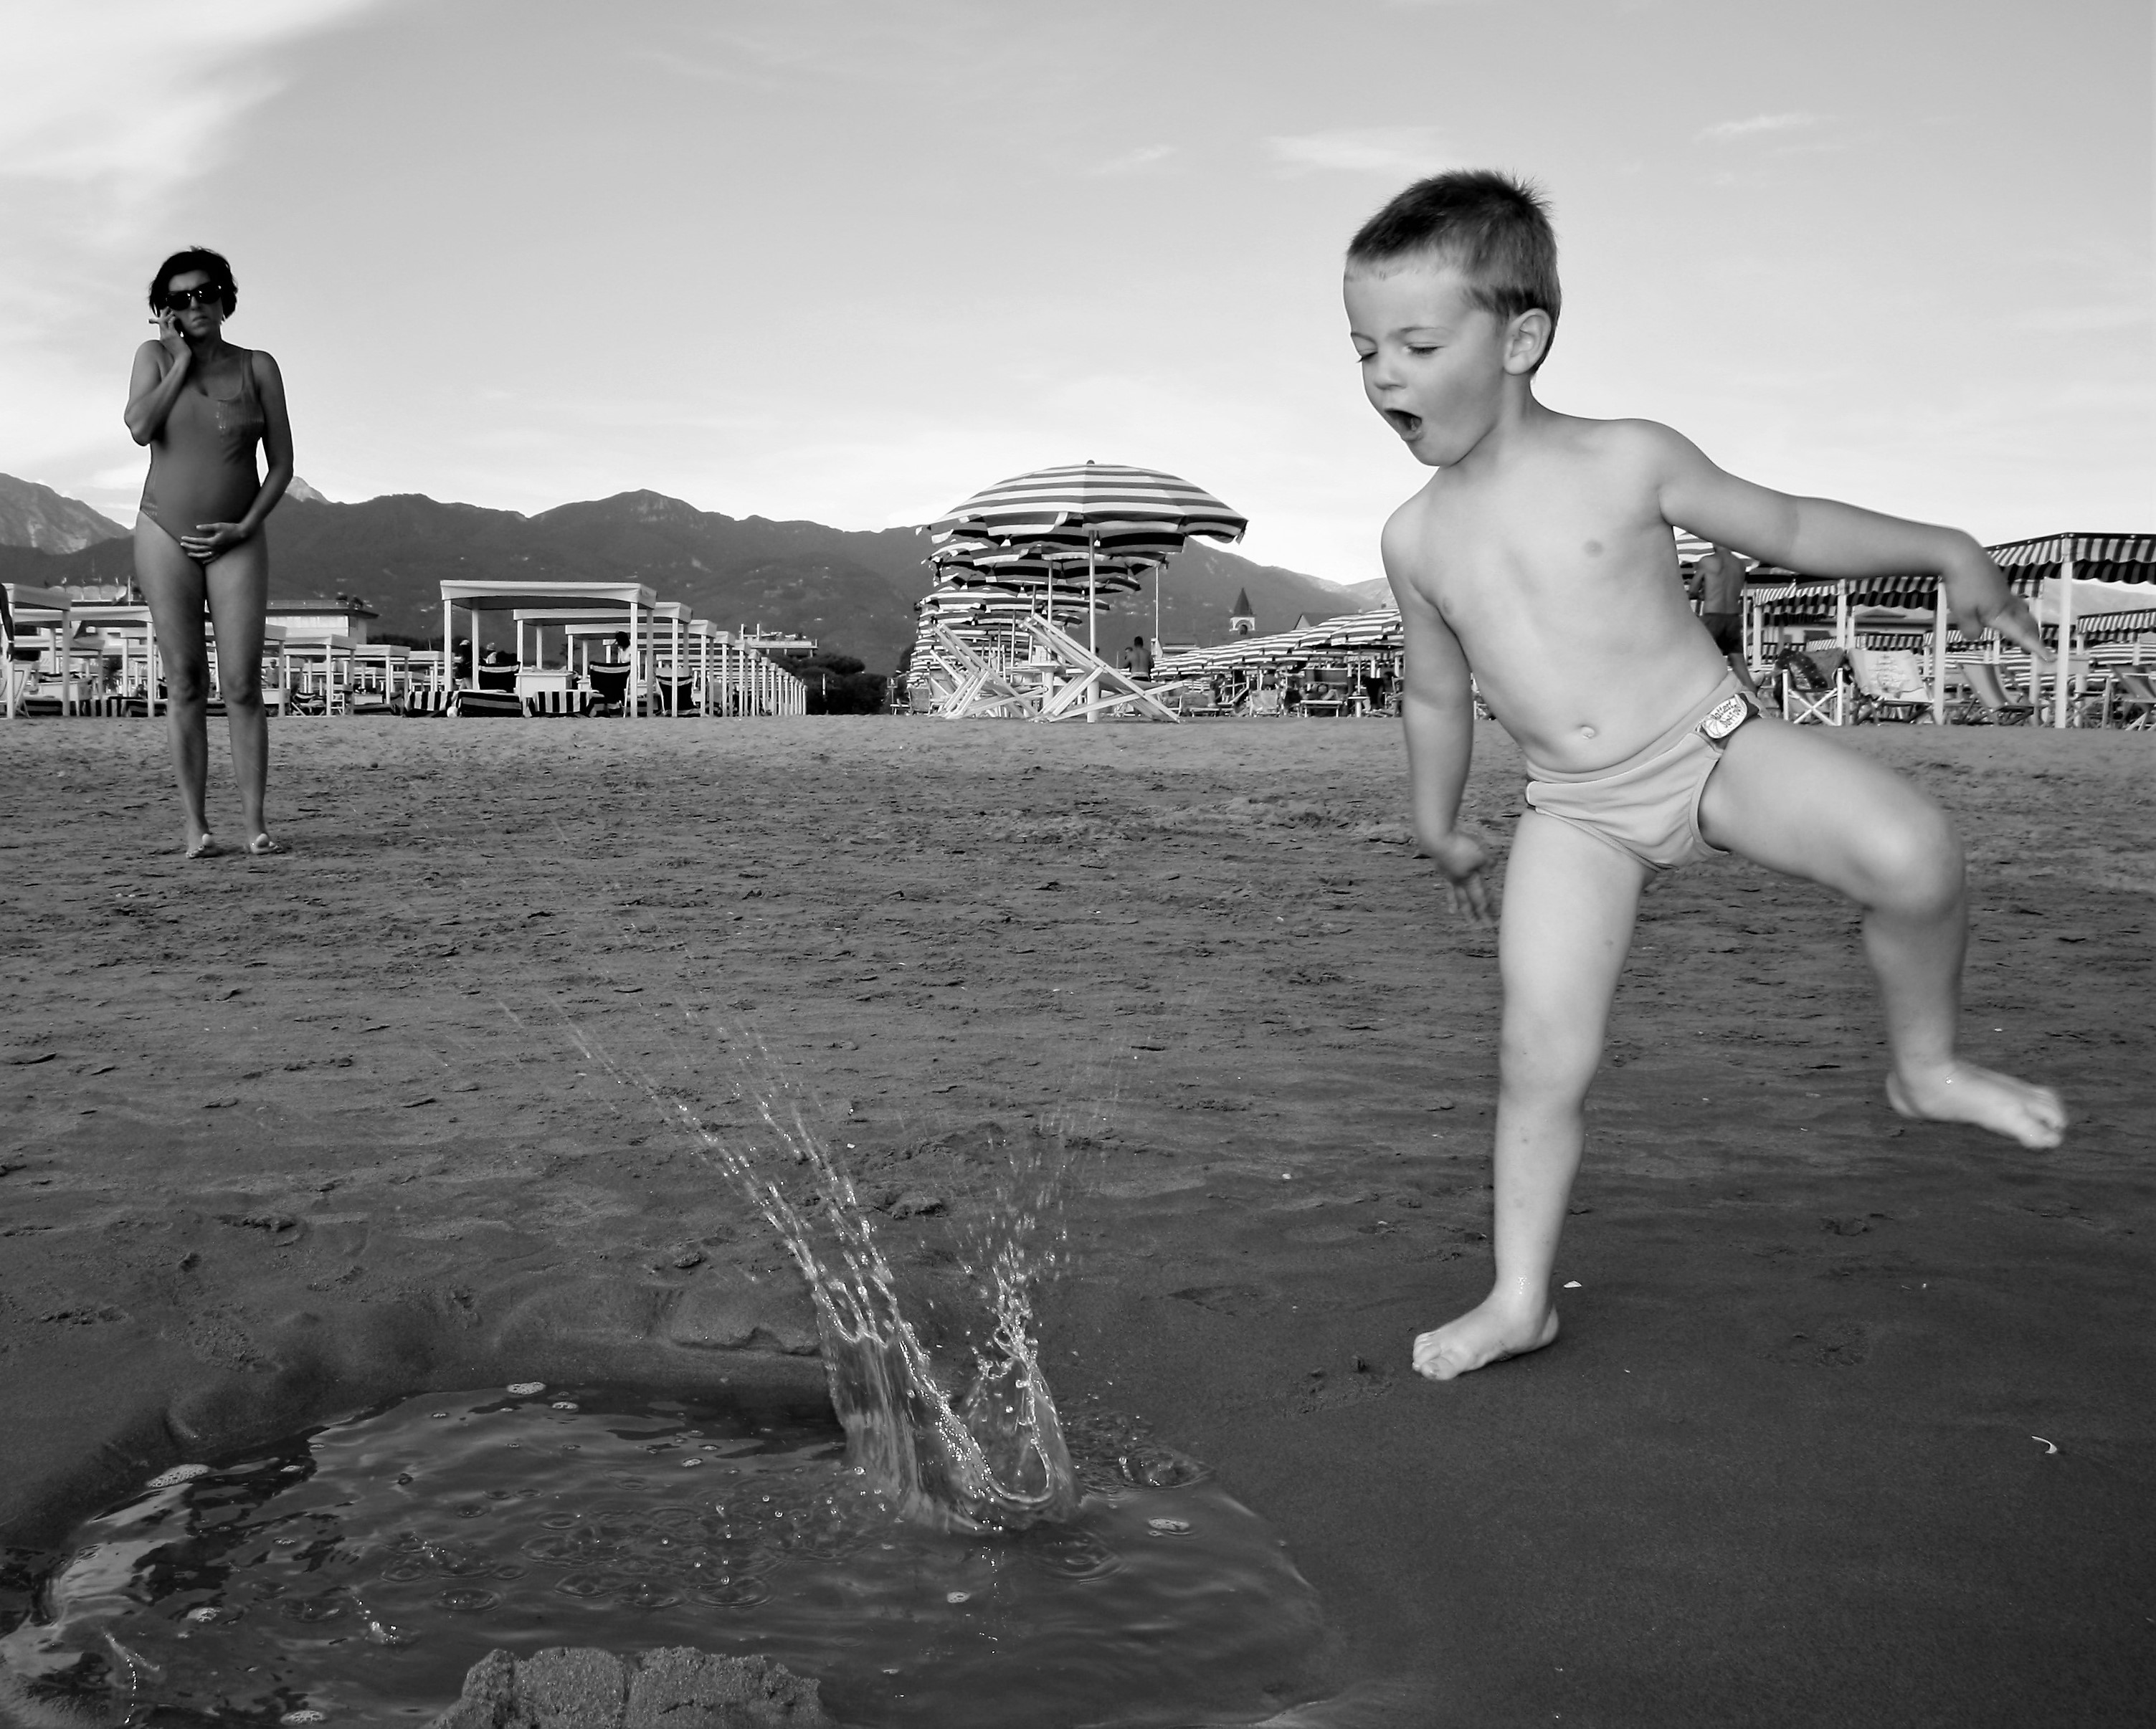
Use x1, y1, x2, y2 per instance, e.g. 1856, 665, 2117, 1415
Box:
1292, 612, 1313, 632
1228, 588, 1256, 637
267, 594, 377, 644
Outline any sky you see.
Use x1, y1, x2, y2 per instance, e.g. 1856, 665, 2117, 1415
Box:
4, 0, 2150, 586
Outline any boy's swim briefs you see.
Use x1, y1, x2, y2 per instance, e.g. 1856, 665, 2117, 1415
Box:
1521, 672, 1757, 870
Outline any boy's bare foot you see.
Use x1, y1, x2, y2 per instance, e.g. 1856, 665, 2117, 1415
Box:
1412, 1296, 1560, 1381
1886, 1062, 2066, 1149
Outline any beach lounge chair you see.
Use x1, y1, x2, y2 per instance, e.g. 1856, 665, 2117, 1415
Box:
1301, 667, 1357, 718
1245, 678, 1286, 718
587, 663, 632, 717
1954, 662, 2033, 725
1847, 646, 1933, 723
1020, 616, 1182, 723
2103, 669, 2156, 731
929, 625, 1042, 719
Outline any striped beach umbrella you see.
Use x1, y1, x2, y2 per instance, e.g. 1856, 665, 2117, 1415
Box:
933, 541, 1149, 596
929, 460, 1247, 658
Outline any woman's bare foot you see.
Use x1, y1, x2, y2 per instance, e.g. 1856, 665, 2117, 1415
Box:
1412, 1295, 1560, 1381
1886, 1062, 2065, 1149
184, 831, 224, 859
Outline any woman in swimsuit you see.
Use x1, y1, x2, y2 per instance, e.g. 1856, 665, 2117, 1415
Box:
125, 247, 294, 858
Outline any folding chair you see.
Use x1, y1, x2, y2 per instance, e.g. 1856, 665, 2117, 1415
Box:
1777, 647, 1848, 725
1953, 662, 2033, 725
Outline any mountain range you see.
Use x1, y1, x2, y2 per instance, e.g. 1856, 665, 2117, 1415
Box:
0, 478, 1365, 669
0, 475, 130, 555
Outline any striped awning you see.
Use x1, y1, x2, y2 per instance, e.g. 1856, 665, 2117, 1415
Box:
929, 462, 1248, 551
1985, 533, 2156, 584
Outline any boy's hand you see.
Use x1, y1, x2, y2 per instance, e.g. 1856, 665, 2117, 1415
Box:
1423, 827, 1496, 925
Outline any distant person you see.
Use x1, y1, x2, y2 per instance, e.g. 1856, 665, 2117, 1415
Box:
1120, 635, 1152, 680
1347, 171, 2063, 1383
1689, 542, 1772, 710
125, 247, 293, 857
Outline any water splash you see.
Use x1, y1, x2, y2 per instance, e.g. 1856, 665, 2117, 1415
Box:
639, 1037, 1081, 1533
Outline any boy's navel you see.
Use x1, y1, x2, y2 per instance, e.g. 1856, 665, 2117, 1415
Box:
1582, 539, 1603, 556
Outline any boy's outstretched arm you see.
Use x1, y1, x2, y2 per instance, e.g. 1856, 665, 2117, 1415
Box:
1387, 533, 1492, 923
1645, 426, 2047, 657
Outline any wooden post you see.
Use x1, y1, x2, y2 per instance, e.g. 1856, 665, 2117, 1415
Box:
1932, 578, 1948, 725
2053, 554, 2076, 728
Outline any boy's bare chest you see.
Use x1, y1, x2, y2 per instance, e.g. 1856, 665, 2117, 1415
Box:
1416, 482, 1666, 611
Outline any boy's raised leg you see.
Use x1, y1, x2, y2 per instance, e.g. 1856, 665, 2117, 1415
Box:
1699, 720, 2064, 1147
1415, 811, 1646, 1380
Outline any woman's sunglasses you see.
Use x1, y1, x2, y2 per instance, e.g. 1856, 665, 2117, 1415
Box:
164, 285, 224, 310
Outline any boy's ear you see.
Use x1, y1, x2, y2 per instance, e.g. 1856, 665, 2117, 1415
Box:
1503, 309, 1553, 375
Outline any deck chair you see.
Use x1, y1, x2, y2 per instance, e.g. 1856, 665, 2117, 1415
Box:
1301, 667, 1357, 718
1953, 661, 2033, 725
1777, 647, 1848, 725
1848, 646, 1933, 723
586, 664, 631, 716
929, 625, 1042, 719
2103, 669, 2156, 731
1022, 616, 1182, 723
1245, 678, 1286, 718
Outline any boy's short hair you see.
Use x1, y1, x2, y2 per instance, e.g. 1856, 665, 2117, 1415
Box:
1347, 171, 1560, 368
148, 247, 237, 315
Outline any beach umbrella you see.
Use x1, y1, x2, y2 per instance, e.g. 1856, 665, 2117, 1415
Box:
929, 461, 1247, 659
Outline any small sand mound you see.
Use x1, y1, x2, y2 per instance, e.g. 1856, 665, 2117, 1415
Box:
426, 1645, 833, 1728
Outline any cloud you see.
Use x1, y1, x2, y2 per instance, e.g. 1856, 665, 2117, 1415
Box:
2011, 303, 2155, 334
1267, 126, 1455, 176
1696, 111, 1824, 143
1091, 144, 1174, 176
0, 0, 387, 207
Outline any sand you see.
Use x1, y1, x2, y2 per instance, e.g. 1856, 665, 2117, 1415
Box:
1, 713, 2150, 1727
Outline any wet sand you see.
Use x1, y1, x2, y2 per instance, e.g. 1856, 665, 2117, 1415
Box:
1, 714, 2150, 1727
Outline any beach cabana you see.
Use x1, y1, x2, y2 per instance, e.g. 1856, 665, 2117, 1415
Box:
438, 580, 656, 722
3, 586, 77, 718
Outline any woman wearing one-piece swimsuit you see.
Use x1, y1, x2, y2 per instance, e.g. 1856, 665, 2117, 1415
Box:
125, 247, 294, 858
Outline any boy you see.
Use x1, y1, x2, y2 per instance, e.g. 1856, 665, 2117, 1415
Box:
1345, 171, 2065, 1381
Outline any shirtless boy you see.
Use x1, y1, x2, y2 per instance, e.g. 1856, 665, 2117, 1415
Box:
1345, 171, 2066, 1381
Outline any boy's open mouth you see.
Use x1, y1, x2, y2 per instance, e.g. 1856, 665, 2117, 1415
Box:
1383, 409, 1423, 438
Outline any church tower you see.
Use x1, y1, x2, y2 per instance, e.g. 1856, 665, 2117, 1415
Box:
1228, 588, 1256, 637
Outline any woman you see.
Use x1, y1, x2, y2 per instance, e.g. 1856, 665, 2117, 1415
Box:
125, 247, 293, 857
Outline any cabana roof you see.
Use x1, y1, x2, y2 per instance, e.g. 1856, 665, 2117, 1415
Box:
438, 579, 656, 613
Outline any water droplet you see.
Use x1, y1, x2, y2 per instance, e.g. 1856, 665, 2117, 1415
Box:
551, 1401, 580, 1411
184, 1606, 220, 1623
430, 1411, 449, 1419
505, 1381, 546, 1395
681, 1458, 704, 1469
946, 1590, 971, 1604
1147, 1518, 1192, 1535
434, 1587, 499, 1614
280, 1713, 327, 1725
147, 1464, 209, 1490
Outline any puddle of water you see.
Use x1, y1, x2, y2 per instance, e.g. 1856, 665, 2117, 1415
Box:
3, 1384, 1323, 1727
